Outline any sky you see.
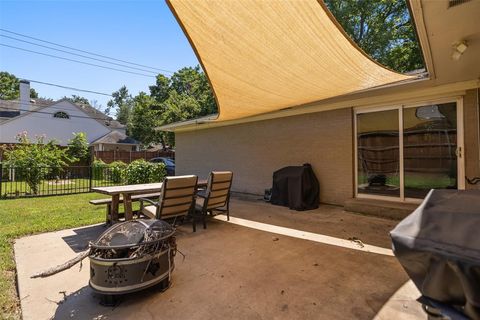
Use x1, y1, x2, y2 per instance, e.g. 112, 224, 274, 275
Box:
0, 0, 199, 110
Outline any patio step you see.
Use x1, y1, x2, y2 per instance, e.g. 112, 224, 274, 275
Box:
344, 198, 419, 220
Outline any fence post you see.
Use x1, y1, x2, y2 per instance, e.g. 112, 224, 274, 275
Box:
89, 164, 93, 192
0, 162, 3, 198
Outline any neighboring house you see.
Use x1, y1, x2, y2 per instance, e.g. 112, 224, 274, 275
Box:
0, 80, 139, 152
91, 130, 139, 152
160, 0, 480, 215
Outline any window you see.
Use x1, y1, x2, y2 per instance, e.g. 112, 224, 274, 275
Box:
355, 99, 464, 201
357, 109, 400, 198
53, 111, 69, 119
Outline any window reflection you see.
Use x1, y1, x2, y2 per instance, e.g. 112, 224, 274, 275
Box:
357, 110, 400, 197
403, 103, 457, 198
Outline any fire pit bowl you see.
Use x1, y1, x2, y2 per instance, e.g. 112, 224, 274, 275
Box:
89, 219, 176, 296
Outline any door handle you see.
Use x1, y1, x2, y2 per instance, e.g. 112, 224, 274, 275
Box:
456, 147, 462, 158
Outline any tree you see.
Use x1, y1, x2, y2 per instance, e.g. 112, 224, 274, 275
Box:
67, 132, 89, 162
149, 74, 170, 103
149, 66, 217, 118
169, 66, 217, 116
63, 95, 90, 105
160, 91, 202, 146
106, 86, 134, 126
0, 72, 18, 100
145, 66, 218, 146
4, 132, 72, 194
0, 71, 38, 100
89, 99, 103, 111
30, 88, 39, 99
128, 92, 164, 148
324, 0, 424, 72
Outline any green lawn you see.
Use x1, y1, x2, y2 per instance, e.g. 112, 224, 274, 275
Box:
0, 193, 110, 319
1, 179, 116, 198
358, 174, 455, 189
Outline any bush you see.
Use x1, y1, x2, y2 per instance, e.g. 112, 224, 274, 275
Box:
108, 161, 127, 183
149, 162, 166, 182
4, 132, 72, 194
124, 159, 166, 185
92, 159, 107, 180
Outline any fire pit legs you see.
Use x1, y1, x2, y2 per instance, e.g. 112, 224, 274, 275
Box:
158, 277, 170, 292
100, 294, 120, 307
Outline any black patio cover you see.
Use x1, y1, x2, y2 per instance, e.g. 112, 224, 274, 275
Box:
390, 189, 480, 319
270, 163, 319, 211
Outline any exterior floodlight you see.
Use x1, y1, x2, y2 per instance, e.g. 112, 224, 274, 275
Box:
452, 41, 468, 60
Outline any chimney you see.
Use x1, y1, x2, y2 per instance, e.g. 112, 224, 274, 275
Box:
19, 80, 31, 113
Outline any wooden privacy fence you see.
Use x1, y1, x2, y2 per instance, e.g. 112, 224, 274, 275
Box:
358, 128, 457, 174
93, 150, 175, 164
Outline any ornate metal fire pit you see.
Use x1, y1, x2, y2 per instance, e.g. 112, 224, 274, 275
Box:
89, 219, 176, 296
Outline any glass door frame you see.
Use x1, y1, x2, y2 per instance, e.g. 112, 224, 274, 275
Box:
354, 96, 465, 203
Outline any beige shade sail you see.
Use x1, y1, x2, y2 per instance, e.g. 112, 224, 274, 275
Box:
168, 0, 416, 121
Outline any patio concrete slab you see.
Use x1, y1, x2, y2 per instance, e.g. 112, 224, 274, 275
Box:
230, 196, 399, 248
15, 199, 424, 320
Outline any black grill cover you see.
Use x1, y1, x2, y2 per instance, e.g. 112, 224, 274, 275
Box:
270, 163, 319, 211
390, 189, 480, 319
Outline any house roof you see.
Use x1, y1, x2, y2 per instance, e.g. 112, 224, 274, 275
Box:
75, 103, 125, 130
0, 98, 54, 123
0, 98, 125, 130
91, 130, 139, 145
167, 0, 417, 122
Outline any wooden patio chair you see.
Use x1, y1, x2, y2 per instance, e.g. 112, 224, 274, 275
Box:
192, 171, 233, 232
139, 175, 198, 227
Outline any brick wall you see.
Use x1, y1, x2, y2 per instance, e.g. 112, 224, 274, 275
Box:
176, 108, 354, 206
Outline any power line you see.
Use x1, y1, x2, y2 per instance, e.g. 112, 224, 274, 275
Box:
0, 28, 174, 74
0, 43, 156, 78
26, 79, 112, 97
0, 34, 159, 75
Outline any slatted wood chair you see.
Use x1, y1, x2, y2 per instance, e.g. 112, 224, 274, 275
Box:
139, 175, 198, 227
193, 171, 233, 232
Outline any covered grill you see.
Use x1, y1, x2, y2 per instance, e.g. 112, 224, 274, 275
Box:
391, 190, 480, 319
270, 163, 319, 211
89, 219, 176, 295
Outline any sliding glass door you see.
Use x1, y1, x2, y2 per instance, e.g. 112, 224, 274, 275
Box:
355, 99, 463, 201
403, 103, 458, 198
357, 109, 400, 197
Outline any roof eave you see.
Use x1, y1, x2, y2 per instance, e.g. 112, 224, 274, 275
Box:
156, 113, 219, 131
156, 75, 428, 132
161, 77, 480, 132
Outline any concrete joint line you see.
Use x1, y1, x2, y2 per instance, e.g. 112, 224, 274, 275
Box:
213, 215, 394, 257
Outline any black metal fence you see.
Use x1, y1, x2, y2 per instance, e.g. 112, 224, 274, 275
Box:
0, 164, 127, 199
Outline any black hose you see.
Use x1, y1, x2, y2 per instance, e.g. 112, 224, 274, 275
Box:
465, 176, 480, 185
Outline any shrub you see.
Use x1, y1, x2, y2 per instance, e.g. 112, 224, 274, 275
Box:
149, 162, 166, 182
92, 159, 107, 180
4, 132, 72, 194
108, 161, 127, 183
124, 159, 166, 184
